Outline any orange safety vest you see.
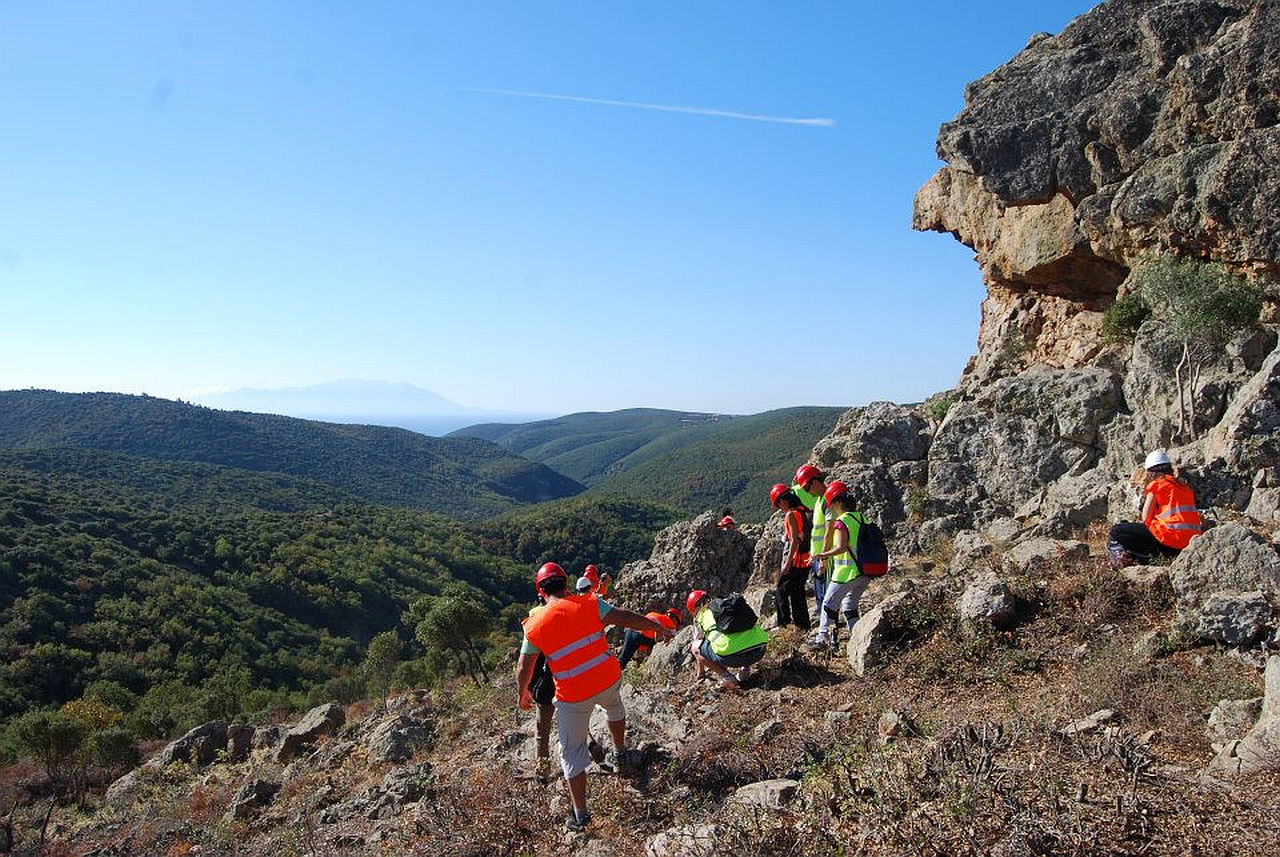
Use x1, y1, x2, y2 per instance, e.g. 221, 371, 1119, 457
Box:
785, 508, 812, 568
522, 595, 621, 703
638, 611, 677, 644
1144, 475, 1202, 550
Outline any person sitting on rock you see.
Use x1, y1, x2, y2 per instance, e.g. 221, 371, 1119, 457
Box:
685, 589, 769, 693
516, 562, 673, 831
617, 607, 682, 668
808, 480, 872, 649
1107, 450, 1204, 569
769, 483, 812, 631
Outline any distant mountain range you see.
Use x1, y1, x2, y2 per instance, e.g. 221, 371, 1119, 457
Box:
186, 380, 551, 435
0, 390, 582, 519
453, 406, 845, 520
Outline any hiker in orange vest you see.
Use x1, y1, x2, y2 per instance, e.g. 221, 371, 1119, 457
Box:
769, 483, 812, 630
617, 607, 682, 668
516, 562, 673, 831
580, 563, 612, 597
1107, 450, 1203, 568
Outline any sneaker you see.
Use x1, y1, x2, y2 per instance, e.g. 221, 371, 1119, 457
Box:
565, 809, 592, 832
605, 748, 629, 770
807, 632, 831, 650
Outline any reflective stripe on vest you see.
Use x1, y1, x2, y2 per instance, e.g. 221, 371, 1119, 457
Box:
554, 651, 612, 680
831, 512, 863, 583
810, 496, 827, 560
547, 630, 605, 662
1144, 476, 1202, 550
522, 595, 622, 703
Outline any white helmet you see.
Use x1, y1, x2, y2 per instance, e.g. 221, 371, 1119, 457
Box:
1144, 450, 1172, 470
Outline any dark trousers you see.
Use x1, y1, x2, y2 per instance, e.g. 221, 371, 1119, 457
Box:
617, 629, 653, 669
776, 567, 811, 630
1108, 521, 1181, 566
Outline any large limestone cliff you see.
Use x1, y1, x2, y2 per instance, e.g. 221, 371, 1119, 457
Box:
816, 0, 1280, 553
914, 0, 1280, 383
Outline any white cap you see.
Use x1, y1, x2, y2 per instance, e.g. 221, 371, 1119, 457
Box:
575, 576, 593, 592
1144, 450, 1172, 469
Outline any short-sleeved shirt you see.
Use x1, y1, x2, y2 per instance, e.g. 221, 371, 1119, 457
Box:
520, 597, 614, 655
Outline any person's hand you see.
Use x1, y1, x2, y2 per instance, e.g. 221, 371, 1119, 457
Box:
518, 687, 533, 711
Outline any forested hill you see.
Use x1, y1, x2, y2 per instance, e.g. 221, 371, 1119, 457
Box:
0, 390, 583, 519
453, 406, 844, 520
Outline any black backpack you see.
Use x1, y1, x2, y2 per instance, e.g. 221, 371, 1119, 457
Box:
528, 654, 554, 705
848, 512, 889, 577
710, 592, 758, 634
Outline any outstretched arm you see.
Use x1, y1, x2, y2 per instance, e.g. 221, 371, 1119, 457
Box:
603, 608, 674, 641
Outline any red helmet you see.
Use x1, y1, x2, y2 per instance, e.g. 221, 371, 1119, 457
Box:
769, 483, 790, 508
794, 464, 825, 488
536, 562, 567, 587
718, 515, 736, 529
823, 480, 850, 507
665, 608, 682, 624
583, 564, 600, 585
686, 589, 708, 615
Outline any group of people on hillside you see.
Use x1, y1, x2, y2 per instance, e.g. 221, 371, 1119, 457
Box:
512, 460, 875, 831
770, 464, 876, 649
515, 449, 1205, 832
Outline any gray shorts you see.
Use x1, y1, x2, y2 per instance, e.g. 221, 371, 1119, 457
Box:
554, 678, 625, 779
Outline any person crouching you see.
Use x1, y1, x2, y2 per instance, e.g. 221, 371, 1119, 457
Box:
686, 589, 768, 693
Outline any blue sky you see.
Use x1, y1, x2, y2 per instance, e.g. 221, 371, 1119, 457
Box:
1, 1, 1098, 415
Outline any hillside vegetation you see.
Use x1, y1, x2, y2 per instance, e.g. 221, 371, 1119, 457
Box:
0, 390, 583, 520
455, 406, 843, 520
0, 459, 676, 757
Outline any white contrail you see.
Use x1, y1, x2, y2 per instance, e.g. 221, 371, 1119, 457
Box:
457, 87, 835, 127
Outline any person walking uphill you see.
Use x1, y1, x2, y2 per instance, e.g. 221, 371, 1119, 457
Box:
793, 465, 830, 618
1107, 450, 1204, 569
516, 562, 673, 832
686, 589, 769, 692
809, 481, 871, 648
769, 483, 812, 631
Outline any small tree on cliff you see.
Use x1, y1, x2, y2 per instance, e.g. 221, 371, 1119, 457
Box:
1124, 258, 1261, 443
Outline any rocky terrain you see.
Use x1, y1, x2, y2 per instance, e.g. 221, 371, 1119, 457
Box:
7, 0, 1280, 854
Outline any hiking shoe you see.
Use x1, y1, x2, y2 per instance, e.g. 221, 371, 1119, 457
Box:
587, 738, 606, 764
565, 810, 592, 832
735, 666, 752, 684
605, 748, 629, 770
807, 633, 831, 650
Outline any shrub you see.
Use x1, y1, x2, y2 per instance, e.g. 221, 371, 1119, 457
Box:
928, 395, 954, 422
1101, 292, 1151, 341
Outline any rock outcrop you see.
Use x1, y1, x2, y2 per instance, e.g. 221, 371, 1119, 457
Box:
1169, 523, 1280, 644
791, 0, 1280, 559
914, 0, 1280, 382
617, 511, 755, 609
